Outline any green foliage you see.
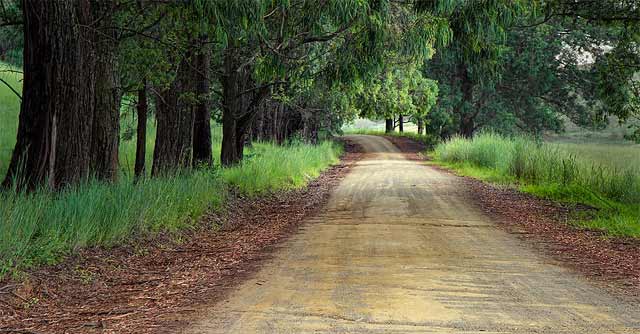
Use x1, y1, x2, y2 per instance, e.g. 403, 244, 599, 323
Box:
433, 133, 640, 237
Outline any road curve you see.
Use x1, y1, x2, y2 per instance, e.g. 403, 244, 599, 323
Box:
185, 135, 640, 334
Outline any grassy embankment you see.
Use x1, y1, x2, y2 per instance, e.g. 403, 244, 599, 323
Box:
432, 133, 640, 237
0, 64, 342, 277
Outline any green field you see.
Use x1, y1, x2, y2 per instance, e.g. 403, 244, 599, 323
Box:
0, 64, 342, 277
0, 63, 21, 177
549, 141, 640, 172
433, 133, 640, 237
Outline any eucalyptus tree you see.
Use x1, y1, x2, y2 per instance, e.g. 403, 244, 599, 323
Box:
2, 0, 121, 189
425, 0, 640, 139
423, 0, 528, 137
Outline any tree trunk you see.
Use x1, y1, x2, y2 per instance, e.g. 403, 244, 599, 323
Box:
385, 118, 394, 133
192, 47, 212, 167
458, 63, 475, 138
460, 117, 475, 138
399, 114, 404, 133
134, 80, 148, 179
152, 57, 196, 176
90, 2, 120, 181
3, 0, 96, 190
417, 119, 424, 135
220, 51, 269, 166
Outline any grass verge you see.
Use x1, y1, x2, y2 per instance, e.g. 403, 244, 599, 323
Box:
432, 133, 640, 238
0, 140, 342, 278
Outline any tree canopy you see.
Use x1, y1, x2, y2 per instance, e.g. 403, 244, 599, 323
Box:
0, 0, 638, 189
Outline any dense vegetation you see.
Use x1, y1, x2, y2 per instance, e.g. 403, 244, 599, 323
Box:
434, 133, 640, 237
0, 1, 638, 274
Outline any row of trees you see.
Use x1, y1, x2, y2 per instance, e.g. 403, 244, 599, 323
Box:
0, 0, 638, 190
0, 0, 449, 190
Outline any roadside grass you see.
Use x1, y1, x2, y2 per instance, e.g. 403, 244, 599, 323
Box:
222, 140, 342, 195
344, 129, 439, 148
0, 63, 342, 278
432, 133, 640, 238
0, 140, 341, 277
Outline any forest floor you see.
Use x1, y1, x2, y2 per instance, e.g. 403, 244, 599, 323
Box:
2, 135, 640, 333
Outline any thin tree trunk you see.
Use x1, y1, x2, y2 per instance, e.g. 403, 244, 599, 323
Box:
417, 118, 424, 135
152, 57, 196, 176
385, 118, 394, 133
399, 114, 404, 133
192, 47, 212, 167
134, 80, 148, 179
3, 0, 96, 190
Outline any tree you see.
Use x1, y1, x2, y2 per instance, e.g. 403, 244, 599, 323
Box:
203, 0, 449, 165
423, 1, 638, 139
192, 44, 212, 166
90, 0, 121, 181
3, 0, 99, 189
423, 0, 528, 137
152, 53, 197, 176
356, 64, 438, 133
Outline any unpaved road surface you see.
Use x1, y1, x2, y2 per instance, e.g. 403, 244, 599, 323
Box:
186, 135, 640, 333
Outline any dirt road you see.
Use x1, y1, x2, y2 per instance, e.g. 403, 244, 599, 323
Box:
186, 135, 640, 333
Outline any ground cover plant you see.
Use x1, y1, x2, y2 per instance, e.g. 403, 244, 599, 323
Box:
433, 133, 640, 237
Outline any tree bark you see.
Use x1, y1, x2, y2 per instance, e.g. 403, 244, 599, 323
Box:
3, 0, 96, 190
417, 118, 424, 135
385, 118, 394, 133
458, 63, 475, 138
192, 47, 212, 167
90, 1, 120, 181
399, 114, 404, 132
152, 57, 196, 176
220, 51, 269, 166
134, 80, 148, 179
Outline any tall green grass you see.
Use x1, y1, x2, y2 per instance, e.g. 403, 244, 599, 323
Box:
0, 140, 341, 277
433, 133, 640, 237
1, 170, 224, 272
222, 141, 341, 195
